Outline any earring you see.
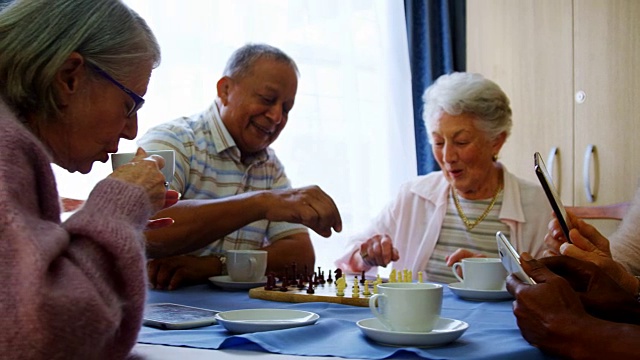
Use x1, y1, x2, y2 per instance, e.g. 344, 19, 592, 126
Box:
492, 154, 498, 161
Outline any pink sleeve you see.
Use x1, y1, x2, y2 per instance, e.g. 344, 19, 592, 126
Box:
0, 129, 153, 359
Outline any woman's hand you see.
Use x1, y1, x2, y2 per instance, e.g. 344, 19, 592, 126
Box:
445, 248, 487, 266
352, 234, 399, 269
559, 219, 637, 295
543, 210, 579, 256
109, 147, 168, 212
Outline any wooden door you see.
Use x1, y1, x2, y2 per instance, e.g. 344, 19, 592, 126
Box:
466, 0, 575, 203
573, 0, 640, 206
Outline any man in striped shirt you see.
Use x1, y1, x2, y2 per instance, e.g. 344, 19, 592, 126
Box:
139, 44, 342, 290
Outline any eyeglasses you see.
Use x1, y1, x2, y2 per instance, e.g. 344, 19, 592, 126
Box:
91, 65, 145, 117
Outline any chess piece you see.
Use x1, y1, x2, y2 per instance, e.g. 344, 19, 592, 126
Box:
306, 283, 315, 294
362, 280, 371, 296
335, 275, 346, 296
418, 271, 424, 283
360, 270, 366, 284
334, 268, 343, 280
351, 278, 360, 298
327, 269, 333, 284
265, 274, 275, 290
389, 269, 397, 283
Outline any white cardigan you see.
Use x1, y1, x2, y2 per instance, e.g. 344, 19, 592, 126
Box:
335, 165, 551, 278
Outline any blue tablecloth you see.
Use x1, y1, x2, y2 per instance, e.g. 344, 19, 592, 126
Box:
137, 283, 549, 359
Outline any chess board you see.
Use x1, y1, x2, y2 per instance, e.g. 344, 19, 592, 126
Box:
248, 275, 376, 307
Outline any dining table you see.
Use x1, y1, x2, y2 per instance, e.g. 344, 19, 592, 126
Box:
133, 280, 551, 360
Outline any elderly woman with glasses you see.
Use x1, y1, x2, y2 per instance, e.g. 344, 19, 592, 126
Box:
336, 72, 551, 283
0, 0, 178, 358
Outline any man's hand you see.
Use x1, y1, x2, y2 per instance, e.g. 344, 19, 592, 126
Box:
147, 255, 217, 290
536, 255, 639, 323
505, 254, 593, 357
264, 185, 342, 238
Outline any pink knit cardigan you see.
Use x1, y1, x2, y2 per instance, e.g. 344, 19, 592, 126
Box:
0, 100, 153, 359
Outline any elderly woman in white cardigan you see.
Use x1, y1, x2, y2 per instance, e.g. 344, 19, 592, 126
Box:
335, 72, 551, 283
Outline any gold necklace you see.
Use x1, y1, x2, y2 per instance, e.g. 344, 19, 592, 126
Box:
452, 185, 503, 231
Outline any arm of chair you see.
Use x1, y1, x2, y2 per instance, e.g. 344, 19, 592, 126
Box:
566, 202, 631, 220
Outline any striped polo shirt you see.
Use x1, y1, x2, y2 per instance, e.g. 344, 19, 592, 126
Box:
137, 102, 308, 255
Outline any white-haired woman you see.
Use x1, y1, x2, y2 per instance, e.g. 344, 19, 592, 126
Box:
0, 0, 179, 358
336, 72, 551, 283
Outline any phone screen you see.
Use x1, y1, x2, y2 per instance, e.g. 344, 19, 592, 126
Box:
143, 303, 219, 330
534, 152, 572, 241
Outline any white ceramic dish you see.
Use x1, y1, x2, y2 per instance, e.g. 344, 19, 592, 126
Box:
448, 282, 513, 301
356, 317, 468, 347
215, 309, 319, 333
208, 275, 267, 291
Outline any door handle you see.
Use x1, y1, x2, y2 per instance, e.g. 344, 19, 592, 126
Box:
583, 144, 598, 203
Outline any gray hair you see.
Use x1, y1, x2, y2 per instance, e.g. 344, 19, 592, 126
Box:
0, 0, 161, 120
422, 72, 512, 144
223, 43, 299, 79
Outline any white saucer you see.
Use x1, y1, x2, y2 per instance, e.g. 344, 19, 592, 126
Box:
357, 317, 468, 347
215, 309, 319, 333
208, 275, 267, 291
448, 282, 513, 301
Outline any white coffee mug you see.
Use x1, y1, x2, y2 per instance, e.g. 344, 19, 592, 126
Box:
369, 282, 443, 332
111, 149, 175, 184
226, 250, 267, 282
451, 257, 507, 290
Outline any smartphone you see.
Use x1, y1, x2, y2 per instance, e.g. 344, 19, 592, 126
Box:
496, 231, 536, 285
143, 303, 219, 330
534, 152, 572, 241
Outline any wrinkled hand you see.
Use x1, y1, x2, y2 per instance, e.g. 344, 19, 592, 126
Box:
546, 214, 637, 294
543, 210, 579, 256
505, 254, 593, 355
357, 234, 399, 268
147, 255, 216, 290
264, 185, 342, 237
445, 248, 488, 278
445, 248, 487, 267
109, 147, 168, 213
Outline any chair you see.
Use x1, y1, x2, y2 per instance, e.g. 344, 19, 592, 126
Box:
566, 202, 631, 220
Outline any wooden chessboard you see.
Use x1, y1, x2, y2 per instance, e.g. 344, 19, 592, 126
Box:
248, 275, 376, 307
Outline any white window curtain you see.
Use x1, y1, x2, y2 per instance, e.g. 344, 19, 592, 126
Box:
54, 0, 416, 271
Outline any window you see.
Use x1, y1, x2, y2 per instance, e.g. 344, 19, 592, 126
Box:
54, 0, 416, 271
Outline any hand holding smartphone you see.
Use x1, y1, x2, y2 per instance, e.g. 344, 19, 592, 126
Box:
534, 152, 573, 242
496, 231, 536, 285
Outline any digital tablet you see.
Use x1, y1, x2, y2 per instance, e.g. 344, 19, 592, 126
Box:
496, 231, 535, 285
143, 303, 219, 330
534, 152, 572, 241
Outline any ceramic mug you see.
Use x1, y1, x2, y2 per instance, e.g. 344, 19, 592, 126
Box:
111, 149, 175, 184
451, 258, 507, 290
369, 282, 443, 332
226, 250, 268, 282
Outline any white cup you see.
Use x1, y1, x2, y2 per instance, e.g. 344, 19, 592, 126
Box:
111, 150, 175, 184
451, 258, 507, 290
369, 282, 443, 333
226, 250, 268, 282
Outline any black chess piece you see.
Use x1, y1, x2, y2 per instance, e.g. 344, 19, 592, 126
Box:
334, 268, 343, 280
